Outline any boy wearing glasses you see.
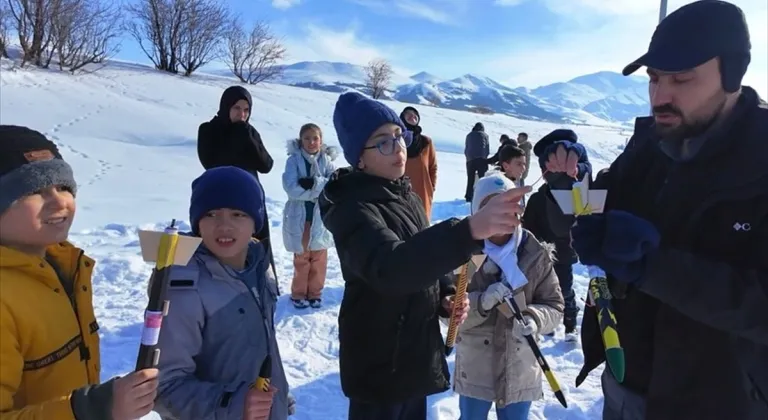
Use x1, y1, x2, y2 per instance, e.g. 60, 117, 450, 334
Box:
319, 92, 530, 419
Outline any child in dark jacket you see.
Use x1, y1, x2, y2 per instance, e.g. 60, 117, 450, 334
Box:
319, 92, 529, 420
522, 129, 592, 342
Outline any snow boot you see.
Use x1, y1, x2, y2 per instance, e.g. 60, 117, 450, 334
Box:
564, 325, 579, 343
309, 299, 322, 309
292, 298, 309, 309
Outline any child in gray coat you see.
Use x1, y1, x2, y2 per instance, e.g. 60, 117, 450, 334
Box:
154, 166, 294, 420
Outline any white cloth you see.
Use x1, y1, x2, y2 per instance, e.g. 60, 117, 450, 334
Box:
471, 170, 518, 214
483, 226, 528, 290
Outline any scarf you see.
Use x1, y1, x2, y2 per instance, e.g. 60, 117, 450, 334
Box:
405, 124, 427, 158
300, 148, 320, 177
483, 225, 528, 290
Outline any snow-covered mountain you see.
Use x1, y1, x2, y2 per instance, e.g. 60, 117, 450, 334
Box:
268, 61, 650, 126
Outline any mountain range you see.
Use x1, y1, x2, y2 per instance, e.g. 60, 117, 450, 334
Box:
270, 61, 651, 126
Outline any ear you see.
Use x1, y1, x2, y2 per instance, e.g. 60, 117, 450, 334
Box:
357, 157, 365, 170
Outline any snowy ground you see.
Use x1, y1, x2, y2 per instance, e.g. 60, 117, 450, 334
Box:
0, 59, 624, 419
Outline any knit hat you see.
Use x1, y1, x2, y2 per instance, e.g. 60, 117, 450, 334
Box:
471, 172, 518, 215
333, 92, 405, 166
189, 166, 265, 236
0, 125, 77, 215
533, 129, 579, 158
218, 86, 253, 121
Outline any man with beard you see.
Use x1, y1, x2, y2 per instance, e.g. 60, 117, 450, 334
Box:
541, 1, 768, 419
400, 106, 438, 218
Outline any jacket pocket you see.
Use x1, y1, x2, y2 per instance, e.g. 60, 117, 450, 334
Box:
390, 314, 406, 373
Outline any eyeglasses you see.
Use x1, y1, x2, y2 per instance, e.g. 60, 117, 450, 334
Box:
363, 130, 413, 155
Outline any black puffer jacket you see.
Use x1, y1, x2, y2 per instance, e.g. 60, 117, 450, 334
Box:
319, 168, 479, 403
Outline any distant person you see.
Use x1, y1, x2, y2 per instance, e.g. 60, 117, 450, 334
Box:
320, 92, 529, 420
516, 132, 532, 185
571, 2, 768, 419
197, 86, 277, 279
522, 129, 592, 343
464, 122, 490, 202
0, 125, 159, 419
487, 134, 517, 168
499, 145, 527, 186
154, 166, 295, 420
281, 123, 338, 309
400, 106, 438, 219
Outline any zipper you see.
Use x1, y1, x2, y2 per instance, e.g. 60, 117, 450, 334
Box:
390, 314, 405, 373
49, 250, 92, 381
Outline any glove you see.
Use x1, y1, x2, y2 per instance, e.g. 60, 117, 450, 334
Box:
572, 210, 660, 285
287, 392, 296, 416
480, 282, 512, 311
513, 315, 538, 340
297, 177, 314, 190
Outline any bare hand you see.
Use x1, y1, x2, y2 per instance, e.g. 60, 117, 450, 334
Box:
111, 368, 159, 420
443, 295, 470, 324
544, 144, 579, 178
244, 384, 277, 420
468, 186, 531, 240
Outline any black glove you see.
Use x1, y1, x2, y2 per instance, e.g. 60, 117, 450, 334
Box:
298, 177, 314, 190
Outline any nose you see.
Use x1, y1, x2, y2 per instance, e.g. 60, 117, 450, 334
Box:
45, 188, 69, 210
649, 80, 674, 108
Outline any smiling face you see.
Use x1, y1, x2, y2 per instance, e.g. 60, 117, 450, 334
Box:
301, 127, 322, 154
197, 208, 254, 267
402, 109, 419, 126
229, 99, 250, 123
502, 156, 526, 180
0, 186, 75, 256
648, 58, 730, 141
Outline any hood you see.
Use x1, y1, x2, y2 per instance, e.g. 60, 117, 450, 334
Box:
285, 139, 340, 161
472, 122, 485, 132
319, 167, 412, 213
217, 86, 253, 121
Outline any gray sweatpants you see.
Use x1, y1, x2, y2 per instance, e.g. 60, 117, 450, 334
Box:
601, 370, 647, 420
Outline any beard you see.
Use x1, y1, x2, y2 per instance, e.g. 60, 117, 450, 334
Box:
653, 92, 728, 142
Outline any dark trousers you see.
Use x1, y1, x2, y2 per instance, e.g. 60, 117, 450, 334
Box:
465, 158, 489, 201
348, 398, 427, 420
554, 263, 578, 329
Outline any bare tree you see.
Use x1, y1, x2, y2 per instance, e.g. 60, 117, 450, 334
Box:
364, 58, 392, 99
126, 0, 230, 76
0, 1, 11, 58
224, 18, 286, 85
177, 0, 228, 76
50, 0, 122, 73
6, 0, 61, 67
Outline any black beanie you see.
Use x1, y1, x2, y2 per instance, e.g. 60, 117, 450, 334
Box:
0, 125, 77, 214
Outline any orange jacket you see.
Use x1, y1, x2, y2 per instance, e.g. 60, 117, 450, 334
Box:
0, 243, 100, 420
404, 136, 438, 219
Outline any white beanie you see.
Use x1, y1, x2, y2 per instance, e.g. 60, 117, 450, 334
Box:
471, 171, 518, 214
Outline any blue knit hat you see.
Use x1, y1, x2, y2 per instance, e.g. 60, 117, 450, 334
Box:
189, 166, 265, 236
333, 92, 405, 166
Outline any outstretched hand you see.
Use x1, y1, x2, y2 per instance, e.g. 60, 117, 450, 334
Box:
543, 142, 580, 178
468, 186, 531, 240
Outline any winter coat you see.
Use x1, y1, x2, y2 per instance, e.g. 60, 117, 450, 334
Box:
522, 182, 578, 265
454, 231, 564, 407
576, 86, 768, 420
319, 168, 481, 404
281, 139, 338, 254
404, 135, 438, 219
154, 241, 290, 420
465, 128, 490, 161
0, 243, 104, 420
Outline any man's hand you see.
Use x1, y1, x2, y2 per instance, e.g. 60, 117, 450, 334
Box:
442, 294, 470, 324
468, 186, 531, 239
111, 368, 159, 420
297, 177, 314, 190
543, 142, 581, 178
243, 384, 277, 420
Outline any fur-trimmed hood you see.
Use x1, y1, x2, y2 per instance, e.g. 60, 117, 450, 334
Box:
285, 138, 339, 161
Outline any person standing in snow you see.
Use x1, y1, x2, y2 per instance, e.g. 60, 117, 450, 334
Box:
522, 129, 592, 343
568, 2, 768, 419
464, 122, 490, 202
486, 134, 517, 168
154, 166, 294, 420
400, 106, 438, 219
319, 92, 531, 419
454, 173, 564, 420
0, 125, 159, 420
281, 123, 338, 309
515, 132, 532, 185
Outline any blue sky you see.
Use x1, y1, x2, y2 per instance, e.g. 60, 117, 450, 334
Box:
117, 0, 767, 95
